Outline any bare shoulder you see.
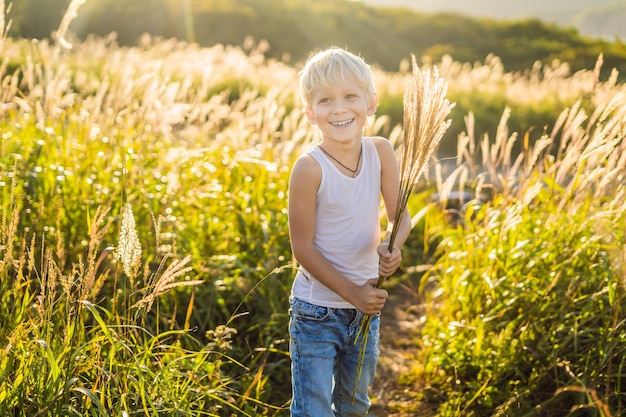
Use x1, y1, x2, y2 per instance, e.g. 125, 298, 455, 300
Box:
289, 153, 321, 190
370, 136, 396, 163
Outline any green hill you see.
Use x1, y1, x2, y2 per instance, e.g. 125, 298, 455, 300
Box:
8, 0, 626, 78
361, 0, 626, 39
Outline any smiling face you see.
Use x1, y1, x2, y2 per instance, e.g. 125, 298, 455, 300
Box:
305, 76, 378, 145
299, 48, 379, 145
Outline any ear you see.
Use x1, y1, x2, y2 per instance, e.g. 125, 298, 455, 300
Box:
367, 93, 379, 116
305, 107, 317, 125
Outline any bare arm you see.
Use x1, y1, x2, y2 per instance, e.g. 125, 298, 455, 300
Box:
288, 154, 388, 314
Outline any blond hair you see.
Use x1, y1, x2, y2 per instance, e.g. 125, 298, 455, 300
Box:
299, 47, 376, 108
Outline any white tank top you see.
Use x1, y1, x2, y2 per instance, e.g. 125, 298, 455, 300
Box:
291, 137, 382, 308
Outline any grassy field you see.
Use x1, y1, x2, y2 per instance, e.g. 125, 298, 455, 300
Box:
1, 22, 625, 417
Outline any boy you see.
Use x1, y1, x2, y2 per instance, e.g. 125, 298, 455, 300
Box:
288, 47, 412, 416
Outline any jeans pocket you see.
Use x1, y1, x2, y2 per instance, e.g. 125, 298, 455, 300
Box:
289, 297, 332, 322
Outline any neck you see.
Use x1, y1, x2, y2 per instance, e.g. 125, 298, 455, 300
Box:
318, 140, 363, 177
319, 139, 362, 156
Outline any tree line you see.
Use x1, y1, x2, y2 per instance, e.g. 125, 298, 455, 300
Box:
7, 0, 626, 79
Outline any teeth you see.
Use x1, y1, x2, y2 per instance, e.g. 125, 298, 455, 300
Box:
332, 119, 352, 126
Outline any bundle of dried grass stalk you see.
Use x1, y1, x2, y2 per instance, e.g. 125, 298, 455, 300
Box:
354, 54, 455, 396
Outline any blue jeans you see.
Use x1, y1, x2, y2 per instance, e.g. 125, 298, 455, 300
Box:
289, 297, 380, 417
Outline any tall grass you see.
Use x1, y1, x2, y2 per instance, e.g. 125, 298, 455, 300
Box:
407, 77, 626, 415
1, 12, 626, 415
0, 32, 310, 415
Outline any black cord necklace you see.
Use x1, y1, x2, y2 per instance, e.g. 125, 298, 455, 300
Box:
318, 144, 363, 177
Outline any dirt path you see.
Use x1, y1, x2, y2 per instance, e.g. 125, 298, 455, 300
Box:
368, 284, 437, 417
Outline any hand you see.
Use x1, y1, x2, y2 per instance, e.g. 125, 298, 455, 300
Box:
351, 278, 388, 315
377, 242, 402, 278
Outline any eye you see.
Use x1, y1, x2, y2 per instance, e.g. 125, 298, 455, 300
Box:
346, 93, 358, 100
318, 97, 331, 104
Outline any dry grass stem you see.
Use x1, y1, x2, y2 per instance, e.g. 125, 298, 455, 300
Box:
54, 0, 86, 49
386, 54, 455, 273
0, 1, 5, 50
355, 54, 454, 395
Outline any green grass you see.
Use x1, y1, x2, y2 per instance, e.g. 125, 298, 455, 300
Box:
1, 32, 625, 416
409, 95, 626, 416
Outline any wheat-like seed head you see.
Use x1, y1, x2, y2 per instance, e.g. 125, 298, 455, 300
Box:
390, 55, 455, 247
133, 255, 202, 313
400, 56, 454, 182
115, 203, 142, 278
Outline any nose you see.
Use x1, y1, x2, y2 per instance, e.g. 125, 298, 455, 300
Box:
332, 101, 347, 113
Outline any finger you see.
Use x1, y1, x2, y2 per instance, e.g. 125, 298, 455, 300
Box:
378, 245, 394, 257
378, 265, 393, 276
